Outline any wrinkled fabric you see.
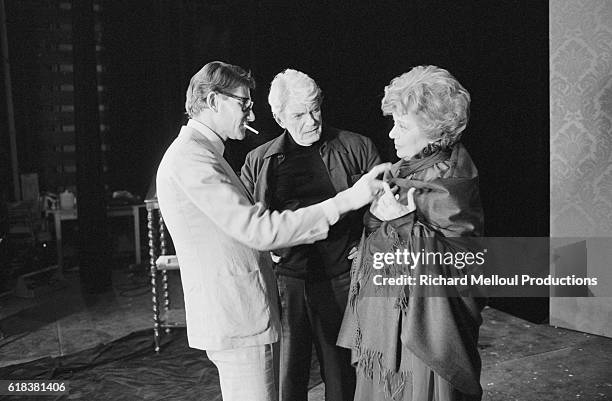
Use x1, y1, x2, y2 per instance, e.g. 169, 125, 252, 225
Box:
157, 121, 340, 351
0, 328, 323, 401
337, 142, 485, 400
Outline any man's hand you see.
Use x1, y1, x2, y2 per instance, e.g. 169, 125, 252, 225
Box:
270, 252, 281, 264
370, 182, 416, 221
332, 163, 391, 214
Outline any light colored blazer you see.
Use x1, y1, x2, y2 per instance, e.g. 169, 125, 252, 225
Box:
156, 120, 338, 350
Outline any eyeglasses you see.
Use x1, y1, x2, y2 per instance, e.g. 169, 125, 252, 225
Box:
217, 91, 254, 112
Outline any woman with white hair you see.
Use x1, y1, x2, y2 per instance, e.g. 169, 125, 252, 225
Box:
338, 65, 485, 401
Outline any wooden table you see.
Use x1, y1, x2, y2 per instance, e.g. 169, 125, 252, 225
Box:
46, 204, 145, 276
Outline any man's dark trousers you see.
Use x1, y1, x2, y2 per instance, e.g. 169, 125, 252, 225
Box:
276, 270, 356, 401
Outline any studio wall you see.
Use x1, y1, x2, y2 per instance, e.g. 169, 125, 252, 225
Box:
549, 0, 612, 337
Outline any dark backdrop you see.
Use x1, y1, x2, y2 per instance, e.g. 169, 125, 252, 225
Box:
100, 0, 549, 320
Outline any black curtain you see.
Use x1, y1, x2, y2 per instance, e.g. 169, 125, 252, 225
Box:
102, 0, 549, 320
73, 0, 111, 292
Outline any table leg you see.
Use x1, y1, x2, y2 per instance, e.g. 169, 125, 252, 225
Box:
54, 213, 63, 278
148, 208, 161, 353
133, 206, 141, 265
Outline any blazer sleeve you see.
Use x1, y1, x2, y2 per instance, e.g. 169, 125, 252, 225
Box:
170, 147, 338, 251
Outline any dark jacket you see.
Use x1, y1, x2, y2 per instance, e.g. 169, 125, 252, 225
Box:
240, 125, 381, 209
240, 125, 382, 278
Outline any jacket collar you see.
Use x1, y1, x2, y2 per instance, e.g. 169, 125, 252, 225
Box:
262, 125, 349, 159
186, 118, 225, 155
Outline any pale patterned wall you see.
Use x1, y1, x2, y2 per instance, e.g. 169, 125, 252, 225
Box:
550, 0, 612, 338
550, 0, 612, 237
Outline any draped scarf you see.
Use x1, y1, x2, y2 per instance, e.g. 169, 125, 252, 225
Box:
338, 142, 485, 398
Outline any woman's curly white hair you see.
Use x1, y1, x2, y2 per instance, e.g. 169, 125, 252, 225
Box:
381, 65, 471, 147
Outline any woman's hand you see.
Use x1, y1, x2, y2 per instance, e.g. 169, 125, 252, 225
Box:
347, 246, 359, 260
369, 182, 416, 221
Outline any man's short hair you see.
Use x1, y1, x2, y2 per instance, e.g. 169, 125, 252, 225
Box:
185, 61, 255, 118
268, 69, 322, 116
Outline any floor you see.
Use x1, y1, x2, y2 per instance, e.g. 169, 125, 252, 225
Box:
1, 266, 611, 401
0, 266, 151, 368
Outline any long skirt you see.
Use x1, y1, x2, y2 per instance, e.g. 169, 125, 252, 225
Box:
354, 348, 480, 401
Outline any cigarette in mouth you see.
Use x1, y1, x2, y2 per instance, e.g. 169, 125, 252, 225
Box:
243, 123, 259, 134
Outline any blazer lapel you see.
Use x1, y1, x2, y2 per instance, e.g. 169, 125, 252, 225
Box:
219, 155, 256, 204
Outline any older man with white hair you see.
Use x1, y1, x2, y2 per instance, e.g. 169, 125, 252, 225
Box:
241, 69, 381, 401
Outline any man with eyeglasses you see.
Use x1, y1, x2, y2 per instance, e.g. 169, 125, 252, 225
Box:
156, 61, 390, 401
240, 69, 381, 401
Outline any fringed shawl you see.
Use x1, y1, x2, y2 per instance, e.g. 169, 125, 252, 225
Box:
337, 142, 485, 399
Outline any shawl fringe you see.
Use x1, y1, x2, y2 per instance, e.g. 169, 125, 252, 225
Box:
356, 346, 412, 401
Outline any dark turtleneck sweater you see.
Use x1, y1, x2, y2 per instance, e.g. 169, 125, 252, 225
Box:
270, 134, 353, 281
